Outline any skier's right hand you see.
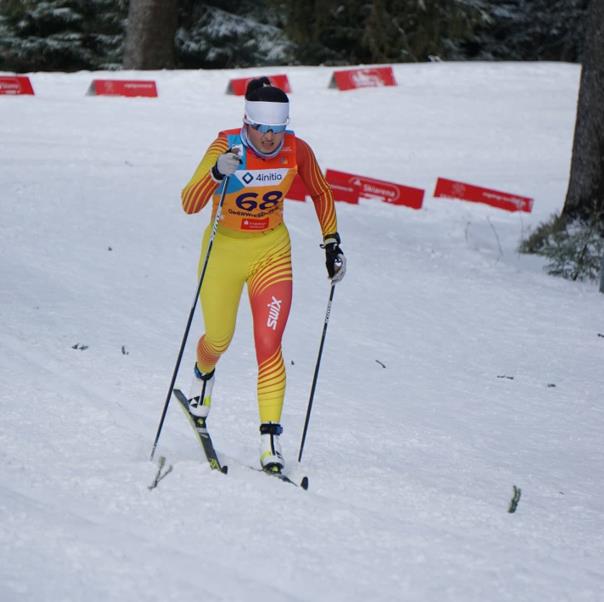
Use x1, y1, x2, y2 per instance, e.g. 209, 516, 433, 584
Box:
212, 148, 241, 180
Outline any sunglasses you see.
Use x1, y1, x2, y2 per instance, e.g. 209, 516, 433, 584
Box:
246, 121, 287, 134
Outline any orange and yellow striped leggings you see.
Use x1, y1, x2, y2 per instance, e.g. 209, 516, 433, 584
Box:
196, 223, 292, 423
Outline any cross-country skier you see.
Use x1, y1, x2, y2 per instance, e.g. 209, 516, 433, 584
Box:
180, 77, 346, 474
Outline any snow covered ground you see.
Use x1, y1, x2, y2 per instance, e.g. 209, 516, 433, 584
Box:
1, 62, 603, 601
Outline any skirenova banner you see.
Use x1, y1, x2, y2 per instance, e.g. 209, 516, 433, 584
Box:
324, 170, 360, 204
326, 169, 424, 209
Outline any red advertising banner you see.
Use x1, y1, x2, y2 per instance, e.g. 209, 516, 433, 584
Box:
227, 74, 292, 96
0, 76, 34, 95
433, 178, 533, 213
325, 170, 360, 204
328, 67, 397, 91
286, 175, 308, 202
356, 174, 424, 209
326, 169, 424, 209
88, 79, 158, 98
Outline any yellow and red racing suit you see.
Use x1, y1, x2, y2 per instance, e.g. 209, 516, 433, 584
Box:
181, 128, 337, 423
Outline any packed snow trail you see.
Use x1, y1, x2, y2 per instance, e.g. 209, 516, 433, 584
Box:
1, 63, 603, 601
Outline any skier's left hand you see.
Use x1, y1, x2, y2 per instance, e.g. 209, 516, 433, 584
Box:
323, 233, 346, 282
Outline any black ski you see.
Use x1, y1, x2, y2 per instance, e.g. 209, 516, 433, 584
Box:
173, 388, 228, 474
173, 389, 308, 489
266, 471, 309, 490
250, 466, 309, 490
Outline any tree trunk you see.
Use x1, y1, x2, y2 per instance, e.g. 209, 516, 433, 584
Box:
562, 0, 604, 228
123, 0, 178, 69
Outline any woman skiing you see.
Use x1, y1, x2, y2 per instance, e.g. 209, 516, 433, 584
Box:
181, 77, 346, 473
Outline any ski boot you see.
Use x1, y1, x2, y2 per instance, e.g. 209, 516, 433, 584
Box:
259, 423, 284, 474
187, 364, 215, 418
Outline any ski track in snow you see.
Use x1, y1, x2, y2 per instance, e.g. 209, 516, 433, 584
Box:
1, 63, 603, 601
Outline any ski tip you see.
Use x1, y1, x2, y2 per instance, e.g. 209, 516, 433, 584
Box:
221, 465, 229, 475
300, 476, 309, 490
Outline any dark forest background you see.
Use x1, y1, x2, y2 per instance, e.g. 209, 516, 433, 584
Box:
0, 0, 590, 72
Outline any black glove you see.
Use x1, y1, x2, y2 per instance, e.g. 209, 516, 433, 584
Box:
322, 233, 346, 282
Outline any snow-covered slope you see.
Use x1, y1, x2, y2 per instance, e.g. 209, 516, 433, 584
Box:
1, 63, 603, 602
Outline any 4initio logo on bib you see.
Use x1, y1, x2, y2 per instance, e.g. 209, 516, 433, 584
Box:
237, 169, 288, 187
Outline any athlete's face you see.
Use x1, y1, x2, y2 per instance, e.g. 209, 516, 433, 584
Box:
246, 124, 284, 154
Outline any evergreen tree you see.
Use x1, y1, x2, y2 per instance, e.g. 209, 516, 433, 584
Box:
0, 1, 592, 74
278, 0, 490, 64
0, 0, 126, 72
467, 0, 588, 62
175, 0, 293, 68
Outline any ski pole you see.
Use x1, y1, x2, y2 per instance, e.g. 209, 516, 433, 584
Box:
150, 176, 230, 461
298, 280, 337, 463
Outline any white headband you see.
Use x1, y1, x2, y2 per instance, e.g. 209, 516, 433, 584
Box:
244, 99, 289, 126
